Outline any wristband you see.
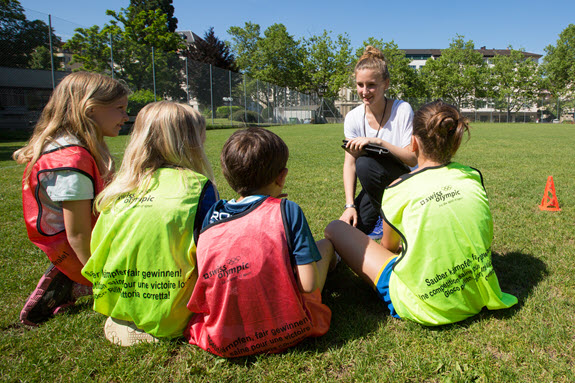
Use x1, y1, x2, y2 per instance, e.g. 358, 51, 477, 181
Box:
344, 204, 356, 209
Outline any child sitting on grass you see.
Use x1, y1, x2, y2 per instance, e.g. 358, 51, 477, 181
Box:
325, 100, 517, 326
185, 127, 337, 357
13, 72, 129, 326
82, 101, 217, 346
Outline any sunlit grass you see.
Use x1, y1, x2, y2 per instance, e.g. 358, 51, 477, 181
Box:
1, 123, 574, 382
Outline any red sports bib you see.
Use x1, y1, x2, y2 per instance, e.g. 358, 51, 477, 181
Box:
185, 197, 331, 357
22, 145, 103, 285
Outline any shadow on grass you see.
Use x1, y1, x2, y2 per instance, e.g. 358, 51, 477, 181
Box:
226, 251, 548, 364
226, 265, 388, 366
429, 250, 548, 330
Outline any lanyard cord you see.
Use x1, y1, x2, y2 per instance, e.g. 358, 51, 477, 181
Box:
363, 97, 388, 138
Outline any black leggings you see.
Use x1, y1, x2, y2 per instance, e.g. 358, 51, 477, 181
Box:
354, 155, 410, 234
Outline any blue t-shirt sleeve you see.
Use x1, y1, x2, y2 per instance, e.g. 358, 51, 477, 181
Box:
282, 200, 321, 265
197, 181, 218, 229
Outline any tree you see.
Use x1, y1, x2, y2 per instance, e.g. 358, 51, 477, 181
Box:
130, 0, 177, 32
29, 45, 61, 70
182, 27, 239, 115
228, 22, 305, 89
301, 30, 353, 99
543, 24, 575, 98
488, 47, 541, 121
228, 22, 307, 121
65, 6, 185, 99
227, 22, 261, 77
64, 24, 116, 73
419, 35, 487, 110
0, 0, 61, 68
257, 24, 305, 89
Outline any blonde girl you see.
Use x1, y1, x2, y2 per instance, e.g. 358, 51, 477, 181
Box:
327, 100, 517, 325
82, 101, 218, 346
341, 46, 417, 239
14, 72, 129, 326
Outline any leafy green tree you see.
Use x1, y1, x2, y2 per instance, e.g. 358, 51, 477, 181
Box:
130, 0, 177, 32
419, 35, 487, 110
65, 6, 185, 99
64, 24, 116, 73
543, 24, 575, 98
301, 30, 353, 99
355, 38, 423, 100
228, 22, 305, 89
29, 45, 61, 70
257, 24, 305, 89
227, 22, 261, 76
228, 22, 307, 121
488, 47, 541, 121
0, 0, 61, 68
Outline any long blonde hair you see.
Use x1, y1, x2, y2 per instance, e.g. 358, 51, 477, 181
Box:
95, 101, 214, 211
13, 72, 130, 180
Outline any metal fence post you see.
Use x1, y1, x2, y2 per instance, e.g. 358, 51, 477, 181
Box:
256, 79, 259, 125
185, 57, 189, 104
229, 70, 233, 128
152, 47, 157, 102
209, 64, 214, 125
48, 15, 55, 89
110, 33, 114, 79
244, 73, 247, 124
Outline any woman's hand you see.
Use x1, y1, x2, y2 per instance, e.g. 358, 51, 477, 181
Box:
345, 137, 381, 156
339, 206, 358, 227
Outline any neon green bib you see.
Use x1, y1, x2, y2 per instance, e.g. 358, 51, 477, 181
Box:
83, 168, 209, 338
382, 163, 517, 325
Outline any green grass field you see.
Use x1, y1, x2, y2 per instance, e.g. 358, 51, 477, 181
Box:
1, 123, 574, 382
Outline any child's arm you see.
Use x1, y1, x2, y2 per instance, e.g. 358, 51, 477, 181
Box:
62, 199, 93, 265
296, 263, 320, 293
283, 200, 326, 293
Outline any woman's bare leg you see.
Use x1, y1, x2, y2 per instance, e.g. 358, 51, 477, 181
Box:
324, 220, 396, 286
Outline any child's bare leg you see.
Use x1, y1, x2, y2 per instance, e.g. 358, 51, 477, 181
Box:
324, 220, 396, 286
314, 238, 336, 292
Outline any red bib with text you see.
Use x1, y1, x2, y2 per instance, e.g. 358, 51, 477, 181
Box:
185, 197, 331, 357
22, 145, 103, 285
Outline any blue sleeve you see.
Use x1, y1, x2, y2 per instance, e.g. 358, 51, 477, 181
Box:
282, 200, 321, 265
195, 181, 218, 236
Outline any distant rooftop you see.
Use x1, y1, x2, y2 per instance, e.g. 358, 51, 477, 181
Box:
403, 47, 542, 60
176, 30, 204, 45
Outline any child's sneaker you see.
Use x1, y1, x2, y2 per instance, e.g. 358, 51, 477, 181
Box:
20, 265, 75, 326
368, 217, 383, 240
104, 317, 159, 346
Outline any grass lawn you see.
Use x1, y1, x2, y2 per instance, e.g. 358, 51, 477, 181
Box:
0, 122, 574, 382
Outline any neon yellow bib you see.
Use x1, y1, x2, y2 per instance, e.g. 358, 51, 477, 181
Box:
382, 163, 517, 325
83, 168, 208, 338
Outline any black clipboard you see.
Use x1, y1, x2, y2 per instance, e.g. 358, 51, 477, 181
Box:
341, 139, 410, 172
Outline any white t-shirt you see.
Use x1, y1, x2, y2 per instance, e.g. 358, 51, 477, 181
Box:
42, 135, 94, 202
34, 135, 95, 234
344, 100, 414, 149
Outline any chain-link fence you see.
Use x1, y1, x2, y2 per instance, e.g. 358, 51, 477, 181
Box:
1, 8, 574, 136
0, 8, 343, 135
403, 97, 575, 124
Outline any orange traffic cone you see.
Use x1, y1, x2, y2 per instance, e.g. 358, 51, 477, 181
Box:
539, 176, 561, 211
